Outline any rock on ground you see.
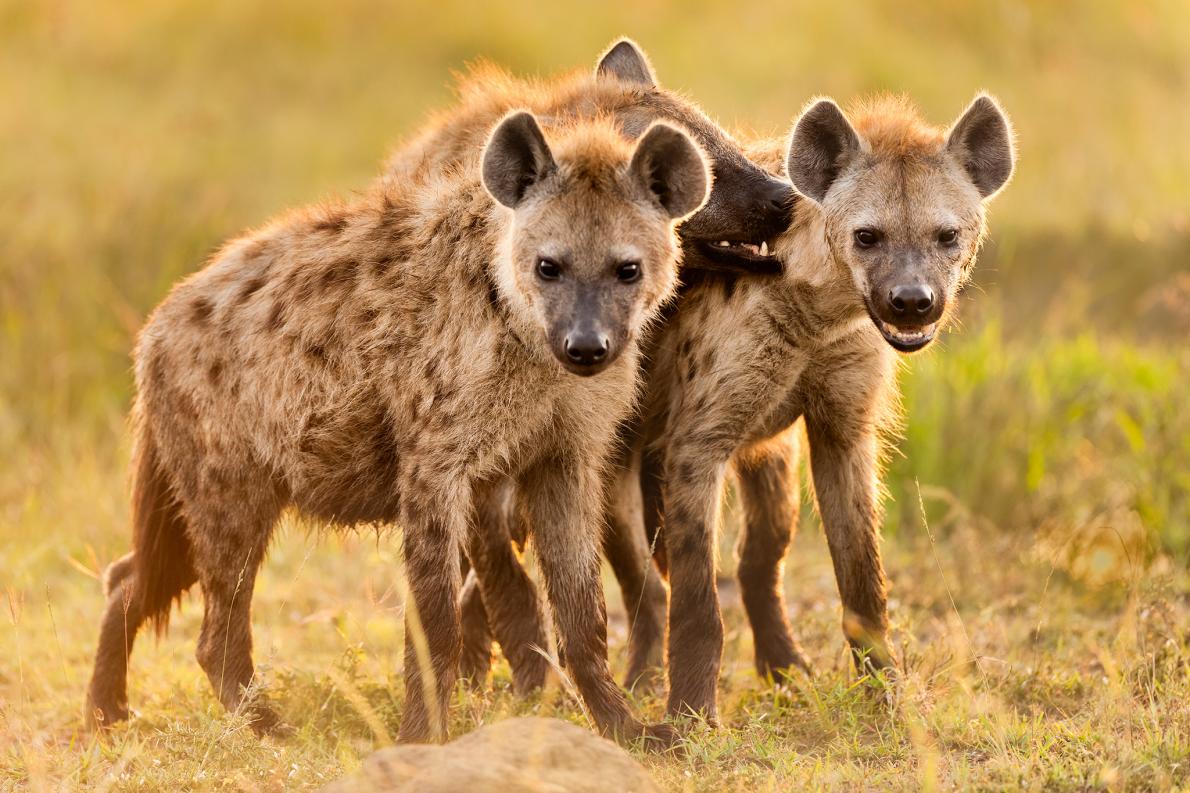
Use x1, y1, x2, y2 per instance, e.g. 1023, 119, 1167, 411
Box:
322, 717, 662, 793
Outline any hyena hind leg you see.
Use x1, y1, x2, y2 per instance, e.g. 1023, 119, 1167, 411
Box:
463, 481, 550, 695
458, 569, 494, 687
602, 498, 667, 691
735, 434, 813, 679
86, 554, 148, 728
189, 497, 284, 735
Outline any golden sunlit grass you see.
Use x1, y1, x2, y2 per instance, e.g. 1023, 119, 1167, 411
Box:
2, 441, 1187, 791
1, 1, 1187, 790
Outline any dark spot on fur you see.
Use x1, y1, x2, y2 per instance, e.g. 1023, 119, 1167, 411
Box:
304, 343, 327, 365
320, 259, 359, 292
238, 275, 267, 304
207, 361, 223, 385
722, 276, 737, 301
266, 302, 286, 332
482, 267, 504, 317
191, 297, 213, 324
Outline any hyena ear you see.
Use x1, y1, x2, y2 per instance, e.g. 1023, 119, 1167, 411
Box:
629, 122, 711, 220
595, 38, 657, 87
482, 111, 557, 209
786, 98, 861, 205
946, 93, 1015, 199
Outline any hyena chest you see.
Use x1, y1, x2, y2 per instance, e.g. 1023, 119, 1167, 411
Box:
737, 311, 869, 444
391, 340, 573, 486
286, 327, 574, 525
739, 354, 812, 444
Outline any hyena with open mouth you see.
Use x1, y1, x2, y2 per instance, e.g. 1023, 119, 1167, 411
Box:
85, 109, 710, 746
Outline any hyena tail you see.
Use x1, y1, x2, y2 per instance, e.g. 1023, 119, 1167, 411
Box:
130, 424, 197, 634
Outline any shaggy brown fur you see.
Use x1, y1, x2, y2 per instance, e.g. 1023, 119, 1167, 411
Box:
84, 109, 712, 746
385, 39, 794, 693
464, 94, 1015, 723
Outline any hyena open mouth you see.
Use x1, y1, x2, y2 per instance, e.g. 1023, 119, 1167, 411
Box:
696, 238, 780, 271
871, 314, 937, 352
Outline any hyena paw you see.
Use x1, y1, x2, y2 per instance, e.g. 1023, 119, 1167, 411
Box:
85, 696, 131, 731
614, 719, 680, 752
246, 703, 290, 738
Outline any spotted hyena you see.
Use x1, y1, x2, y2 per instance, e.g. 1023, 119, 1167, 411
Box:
381, 39, 797, 693
466, 94, 1015, 722
84, 109, 710, 745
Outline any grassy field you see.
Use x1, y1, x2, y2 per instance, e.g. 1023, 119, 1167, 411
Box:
1, 1, 1187, 790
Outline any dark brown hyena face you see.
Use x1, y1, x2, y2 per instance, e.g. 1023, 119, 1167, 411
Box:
483, 112, 709, 375
597, 39, 795, 276
788, 95, 1015, 352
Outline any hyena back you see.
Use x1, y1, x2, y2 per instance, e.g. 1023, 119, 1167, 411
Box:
85, 111, 710, 745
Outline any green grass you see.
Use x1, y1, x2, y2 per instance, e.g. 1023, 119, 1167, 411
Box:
1, 0, 1187, 790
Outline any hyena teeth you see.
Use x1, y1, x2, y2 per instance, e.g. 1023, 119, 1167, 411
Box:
717, 240, 731, 247
759, 241, 768, 256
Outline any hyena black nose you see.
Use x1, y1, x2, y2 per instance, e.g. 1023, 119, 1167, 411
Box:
888, 284, 935, 317
763, 178, 796, 222
564, 331, 609, 366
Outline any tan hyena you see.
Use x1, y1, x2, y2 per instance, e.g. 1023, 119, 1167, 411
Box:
383, 39, 796, 693
84, 110, 710, 745
467, 94, 1015, 722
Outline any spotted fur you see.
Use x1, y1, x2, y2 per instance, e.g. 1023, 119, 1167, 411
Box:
84, 112, 708, 747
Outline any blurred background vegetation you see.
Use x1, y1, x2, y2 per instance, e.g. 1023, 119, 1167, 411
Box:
1, 0, 1186, 576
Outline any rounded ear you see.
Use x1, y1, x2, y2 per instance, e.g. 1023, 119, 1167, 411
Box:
595, 38, 657, 87
482, 111, 557, 209
629, 122, 711, 220
786, 98, 861, 205
946, 93, 1015, 199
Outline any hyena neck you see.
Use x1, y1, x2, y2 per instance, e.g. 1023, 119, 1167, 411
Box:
770, 203, 869, 343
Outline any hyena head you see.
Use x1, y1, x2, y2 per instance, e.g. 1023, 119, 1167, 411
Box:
787, 94, 1015, 351
482, 111, 710, 376
596, 39, 794, 274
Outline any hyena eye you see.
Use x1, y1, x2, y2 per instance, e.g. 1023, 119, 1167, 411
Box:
853, 228, 881, 248
615, 261, 642, 283
536, 257, 562, 281
938, 228, 959, 246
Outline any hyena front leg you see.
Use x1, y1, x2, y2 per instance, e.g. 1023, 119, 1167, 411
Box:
397, 492, 465, 744
803, 418, 893, 672
735, 431, 812, 678
464, 481, 549, 695
520, 455, 671, 747
661, 438, 730, 723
